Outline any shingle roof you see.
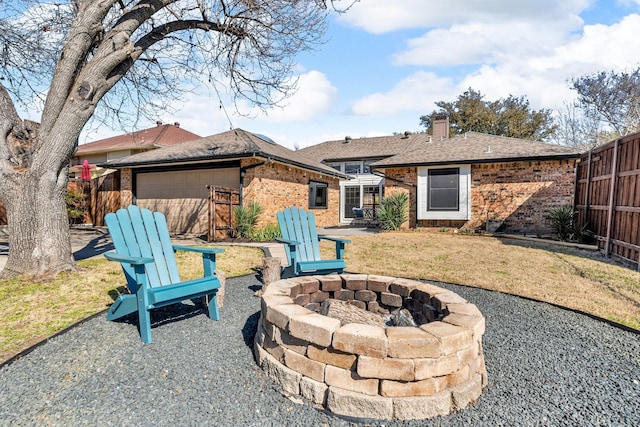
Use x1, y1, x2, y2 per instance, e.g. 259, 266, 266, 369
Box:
371, 132, 581, 168
298, 131, 580, 167
99, 128, 346, 178
76, 123, 200, 154
298, 133, 423, 163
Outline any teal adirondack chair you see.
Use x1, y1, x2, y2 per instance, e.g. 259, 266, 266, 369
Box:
276, 206, 350, 277
104, 205, 224, 343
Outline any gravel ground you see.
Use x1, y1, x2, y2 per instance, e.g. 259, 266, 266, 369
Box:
1, 274, 639, 427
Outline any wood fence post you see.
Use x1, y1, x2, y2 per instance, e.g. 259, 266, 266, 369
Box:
604, 139, 620, 257
583, 150, 592, 226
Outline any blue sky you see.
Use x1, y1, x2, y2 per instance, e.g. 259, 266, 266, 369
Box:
84, 0, 640, 149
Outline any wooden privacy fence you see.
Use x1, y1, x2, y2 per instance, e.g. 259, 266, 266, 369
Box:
70, 171, 121, 226
575, 133, 640, 270
207, 186, 239, 242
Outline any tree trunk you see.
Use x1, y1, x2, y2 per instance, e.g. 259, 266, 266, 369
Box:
0, 169, 74, 278
261, 257, 281, 288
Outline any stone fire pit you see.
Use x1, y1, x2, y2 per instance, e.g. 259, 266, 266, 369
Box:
253, 274, 488, 420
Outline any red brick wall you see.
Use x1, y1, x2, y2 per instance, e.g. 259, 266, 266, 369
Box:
385, 159, 576, 234
469, 160, 576, 234
242, 159, 341, 227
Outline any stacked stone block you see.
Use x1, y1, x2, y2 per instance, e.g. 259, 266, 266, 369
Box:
254, 274, 488, 420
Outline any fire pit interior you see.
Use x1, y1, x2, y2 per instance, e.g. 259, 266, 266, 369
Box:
254, 274, 488, 420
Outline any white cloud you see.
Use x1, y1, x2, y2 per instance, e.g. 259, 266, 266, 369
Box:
529, 14, 640, 73
338, 0, 591, 34
393, 18, 582, 67
458, 13, 640, 110
247, 71, 338, 123
350, 71, 455, 116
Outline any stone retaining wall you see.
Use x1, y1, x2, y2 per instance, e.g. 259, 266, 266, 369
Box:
253, 274, 488, 420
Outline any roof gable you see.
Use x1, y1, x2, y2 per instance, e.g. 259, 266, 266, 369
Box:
76, 122, 200, 155
298, 133, 425, 163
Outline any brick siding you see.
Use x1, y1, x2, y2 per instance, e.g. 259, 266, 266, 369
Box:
241, 159, 341, 227
385, 159, 576, 234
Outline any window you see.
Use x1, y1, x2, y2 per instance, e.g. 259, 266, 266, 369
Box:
417, 165, 470, 221
345, 162, 362, 175
363, 161, 373, 174
328, 163, 342, 172
428, 168, 459, 211
309, 181, 328, 209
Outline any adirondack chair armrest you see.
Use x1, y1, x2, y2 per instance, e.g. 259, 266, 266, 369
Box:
104, 251, 154, 266
319, 236, 351, 244
172, 245, 224, 277
172, 245, 225, 255
276, 237, 300, 246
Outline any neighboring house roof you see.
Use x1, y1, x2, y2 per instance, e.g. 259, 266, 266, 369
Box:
75, 122, 200, 155
298, 133, 423, 163
99, 128, 347, 179
371, 132, 581, 168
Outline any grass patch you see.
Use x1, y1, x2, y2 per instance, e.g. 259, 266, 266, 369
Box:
3, 232, 640, 364
338, 232, 640, 330
0, 246, 263, 362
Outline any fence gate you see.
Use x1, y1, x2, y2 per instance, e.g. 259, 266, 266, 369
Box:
207, 186, 240, 242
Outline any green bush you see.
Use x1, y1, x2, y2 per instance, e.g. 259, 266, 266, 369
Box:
376, 193, 409, 231
66, 189, 87, 224
547, 206, 575, 241
251, 224, 281, 242
546, 205, 593, 242
233, 201, 262, 238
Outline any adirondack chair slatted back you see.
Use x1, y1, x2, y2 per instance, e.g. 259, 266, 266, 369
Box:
277, 206, 321, 263
106, 206, 181, 291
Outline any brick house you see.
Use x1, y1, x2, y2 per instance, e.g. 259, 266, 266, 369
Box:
99, 128, 346, 235
70, 121, 200, 180
300, 122, 581, 234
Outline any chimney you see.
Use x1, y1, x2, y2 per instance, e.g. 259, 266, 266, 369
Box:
174, 122, 180, 127
432, 113, 449, 139
344, 136, 352, 143
156, 120, 163, 126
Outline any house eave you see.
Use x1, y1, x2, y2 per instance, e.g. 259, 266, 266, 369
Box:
371, 153, 581, 170
99, 151, 347, 180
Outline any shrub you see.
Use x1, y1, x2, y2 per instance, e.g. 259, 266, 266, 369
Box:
547, 206, 575, 241
546, 205, 593, 242
233, 201, 261, 238
251, 224, 281, 242
66, 189, 87, 224
376, 193, 409, 231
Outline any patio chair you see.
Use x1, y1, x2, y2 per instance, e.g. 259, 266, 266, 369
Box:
276, 206, 350, 277
352, 207, 365, 227
104, 205, 224, 343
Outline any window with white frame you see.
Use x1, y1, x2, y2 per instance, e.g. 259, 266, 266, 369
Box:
417, 165, 470, 220
428, 168, 459, 211
308, 181, 328, 209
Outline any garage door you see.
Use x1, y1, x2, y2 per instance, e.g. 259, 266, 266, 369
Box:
136, 167, 239, 235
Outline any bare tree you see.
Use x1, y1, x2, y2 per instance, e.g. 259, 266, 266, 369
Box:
0, 0, 350, 278
571, 68, 640, 138
550, 101, 614, 150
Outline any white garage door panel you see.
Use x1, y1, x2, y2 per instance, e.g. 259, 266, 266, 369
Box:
136, 167, 239, 235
